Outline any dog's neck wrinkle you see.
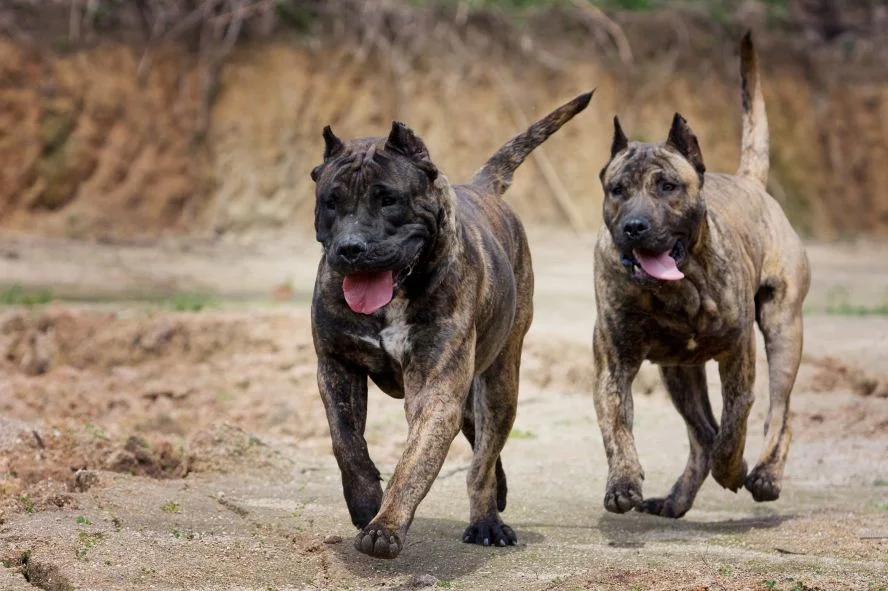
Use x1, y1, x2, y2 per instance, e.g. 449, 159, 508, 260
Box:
401, 183, 462, 299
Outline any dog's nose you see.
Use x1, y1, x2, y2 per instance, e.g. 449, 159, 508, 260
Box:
622, 218, 651, 239
336, 236, 367, 263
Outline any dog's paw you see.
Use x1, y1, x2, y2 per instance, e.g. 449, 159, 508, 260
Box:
462, 519, 517, 547
604, 476, 643, 513
635, 497, 690, 519
745, 465, 781, 502
354, 525, 403, 559
711, 456, 747, 492
636, 496, 689, 519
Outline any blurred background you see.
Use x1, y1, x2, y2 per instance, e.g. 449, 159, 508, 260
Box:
2, 5, 888, 589
1, 0, 886, 243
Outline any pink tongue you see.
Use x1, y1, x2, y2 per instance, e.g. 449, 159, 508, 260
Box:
342, 271, 395, 314
633, 250, 684, 281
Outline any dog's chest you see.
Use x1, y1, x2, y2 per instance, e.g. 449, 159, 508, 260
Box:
349, 297, 411, 366
639, 283, 746, 364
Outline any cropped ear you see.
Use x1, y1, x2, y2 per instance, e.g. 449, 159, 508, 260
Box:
665, 113, 705, 176
310, 165, 323, 182
385, 121, 438, 181
322, 125, 345, 161
611, 116, 629, 157
310, 125, 346, 183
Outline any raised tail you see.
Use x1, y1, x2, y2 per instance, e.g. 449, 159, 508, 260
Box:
737, 31, 769, 186
470, 90, 593, 196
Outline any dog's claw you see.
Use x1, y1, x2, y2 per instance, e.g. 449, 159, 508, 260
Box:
745, 465, 781, 502
462, 519, 517, 547
604, 476, 643, 513
355, 525, 402, 559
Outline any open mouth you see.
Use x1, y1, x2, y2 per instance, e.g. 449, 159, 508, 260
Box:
620, 240, 686, 281
341, 251, 422, 315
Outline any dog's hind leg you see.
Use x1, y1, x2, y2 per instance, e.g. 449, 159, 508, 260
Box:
638, 364, 717, 518
746, 285, 805, 501
317, 357, 383, 529
462, 332, 524, 547
461, 382, 509, 513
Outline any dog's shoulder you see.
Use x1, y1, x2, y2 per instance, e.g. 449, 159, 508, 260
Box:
704, 173, 806, 260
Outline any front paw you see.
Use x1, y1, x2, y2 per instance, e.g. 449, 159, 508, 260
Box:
462, 518, 517, 547
354, 524, 403, 559
604, 476, 643, 513
711, 455, 747, 492
745, 464, 781, 502
636, 496, 689, 519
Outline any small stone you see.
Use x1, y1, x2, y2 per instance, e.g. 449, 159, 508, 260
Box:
323, 534, 343, 544
410, 574, 438, 588
72, 469, 100, 492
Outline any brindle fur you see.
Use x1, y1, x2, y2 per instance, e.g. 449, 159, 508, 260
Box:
592, 33, 810, 518
311, 92, 593, 558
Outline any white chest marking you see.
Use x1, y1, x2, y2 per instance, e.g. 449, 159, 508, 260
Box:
346, 298, 411, 364
380, 298, 410, 364
380, 321, 410, 364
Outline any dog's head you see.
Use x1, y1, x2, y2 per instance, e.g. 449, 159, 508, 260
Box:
598, 113, 707, 282
310, 122, 449, 314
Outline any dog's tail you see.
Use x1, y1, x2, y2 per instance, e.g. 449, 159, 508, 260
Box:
737, 31, 769, 186
469, 91, 593, 196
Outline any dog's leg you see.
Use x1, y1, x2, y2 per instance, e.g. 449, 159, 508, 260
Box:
460, 382, 508, 513
462, 334, 523, 547
638, 364, 717, 518
746, 299, 803, 501
593, 325, 644, 513
317, 356, 382, 529
712, 335, 756, 491
354, 336, 473, 559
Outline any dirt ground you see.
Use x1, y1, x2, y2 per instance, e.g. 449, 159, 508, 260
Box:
0, 227, 886, 591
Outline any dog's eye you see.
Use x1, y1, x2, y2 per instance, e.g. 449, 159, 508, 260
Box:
320, 196, 336, 211
610, 185, 624, 197
659, 181, 677, 193
379, 191, 399, 207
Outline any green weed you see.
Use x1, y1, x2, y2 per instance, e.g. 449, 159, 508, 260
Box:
509, 428, 537, 440
19, 496, 35, 513
164, 292, 215, 312
76, 531, 102, 561
0, 286, 53, 306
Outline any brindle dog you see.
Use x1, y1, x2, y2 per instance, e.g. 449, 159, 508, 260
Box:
592, 33, 810, 518
310, 92, 592, 558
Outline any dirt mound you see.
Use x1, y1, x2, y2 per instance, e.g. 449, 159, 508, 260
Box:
0, 307, 267, 375
0, 307, 319, 521
0, 37, 203, 241
186, 422, 293, 476
802, 355, 888, 399
521, 338, 594, 394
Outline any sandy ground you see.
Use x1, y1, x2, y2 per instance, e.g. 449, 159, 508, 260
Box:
0, 228, 886, 591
